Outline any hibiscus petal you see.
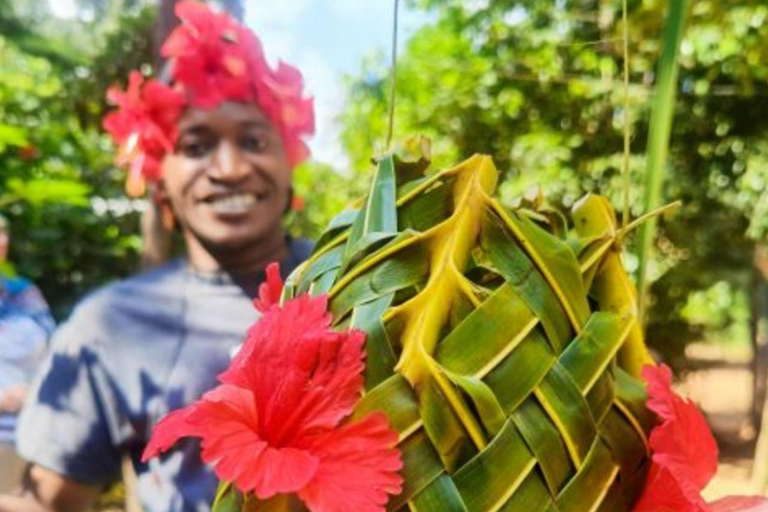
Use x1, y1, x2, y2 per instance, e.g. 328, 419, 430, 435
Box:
709, 496, 768, 512
253, 262, 283, 312
142, 407, 198, 462
222, 297, 366, 445
174, 0, 217, 34
160, 29, 192, 58
243, 446, 319, 499
634, 364, 751, 512
642, 364, 719, 490
633, 464, 709, 512
298, 413, 403, 512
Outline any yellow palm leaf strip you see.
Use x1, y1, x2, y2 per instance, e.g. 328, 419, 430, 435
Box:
572, 195, 652, 377
454, 272, 483, 308
591, 255, 652, 376
393, 155, 498, 451
578, 237, 614, 276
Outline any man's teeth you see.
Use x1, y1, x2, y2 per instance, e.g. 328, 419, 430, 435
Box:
208, 193, 258, 212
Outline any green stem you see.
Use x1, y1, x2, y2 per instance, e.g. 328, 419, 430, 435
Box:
636, 0, 689, 325
621, 0, 631, 229
386, 0, 400, 150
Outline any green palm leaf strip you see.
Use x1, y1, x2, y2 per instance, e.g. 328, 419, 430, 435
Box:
271, 148, 656, 511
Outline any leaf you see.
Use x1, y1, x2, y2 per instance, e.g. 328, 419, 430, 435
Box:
0, 123, 29, 148
391, 135, 432, 184
350, 293, 397, 388
490, 202, 591, 331
481, 211, 573, 352
212, 483, 242, 512
311, 209, 358, 253
496, 471, 553, 512
512, 397, 574, 494
341, 155, 398, 270
389, 430, 446, 511
554, 440, 622, 512
5, 178, 90, 207
534, 362, 597, 468
410, 474, 469, 512
572, 195, 652, 378
452, 420, 536, 512
329, 239, 428, 320
436, 283, 537, 377
558, 312, 634, 394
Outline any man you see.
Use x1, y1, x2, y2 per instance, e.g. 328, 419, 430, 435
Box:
0, 3, 315, 511
0, 215, 55, 493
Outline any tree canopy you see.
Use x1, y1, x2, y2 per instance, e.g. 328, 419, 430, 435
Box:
2, 0, 768, 366
340, 0, 768, 364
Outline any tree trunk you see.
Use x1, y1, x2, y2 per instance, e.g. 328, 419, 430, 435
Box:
153, 0, 181, 68
218, 0, 244, 21
752, 245, 768, 427
750, 244, 768, 490
141, 0, 181, 270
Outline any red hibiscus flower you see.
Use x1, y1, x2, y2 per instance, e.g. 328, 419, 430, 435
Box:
253, 262, 283, 312
634, 364, 768, 512
143, 263, 403, 512
103, 71, 184, 194
162, 0, 254, 107
258, 61, 315, 168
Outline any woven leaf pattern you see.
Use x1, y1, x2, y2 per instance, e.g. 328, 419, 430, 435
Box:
231, 150, 656, 512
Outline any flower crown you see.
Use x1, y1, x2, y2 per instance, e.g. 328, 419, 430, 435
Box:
102, 1, 315, 196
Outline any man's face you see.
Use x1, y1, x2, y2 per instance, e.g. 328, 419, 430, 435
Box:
160, 102, 292, 253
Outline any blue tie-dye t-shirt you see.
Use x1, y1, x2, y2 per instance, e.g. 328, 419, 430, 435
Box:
17, 239, 312, 512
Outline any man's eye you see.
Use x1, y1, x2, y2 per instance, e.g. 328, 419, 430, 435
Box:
181, 140, 212, 158
240, 135, 266, 152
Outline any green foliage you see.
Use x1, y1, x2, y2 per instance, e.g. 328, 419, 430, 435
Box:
0, 0, 359, 320
0, 1, 154, 318
340, 0, 768, 365
285, 161, 357, 242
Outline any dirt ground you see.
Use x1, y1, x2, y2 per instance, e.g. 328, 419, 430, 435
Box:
680, 343, 766, 501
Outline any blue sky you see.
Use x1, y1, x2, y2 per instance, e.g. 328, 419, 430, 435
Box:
248, 1, 434, 165
48, 0, 434, 166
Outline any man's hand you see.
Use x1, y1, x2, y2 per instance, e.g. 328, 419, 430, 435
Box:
0, 465, 100, 512
0, 386, 27, 414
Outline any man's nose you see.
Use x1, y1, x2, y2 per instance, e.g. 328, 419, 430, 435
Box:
209, 140, 251, 182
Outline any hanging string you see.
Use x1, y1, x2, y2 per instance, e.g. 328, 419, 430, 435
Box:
621, 0, 631, 229
386, 0, 400, 150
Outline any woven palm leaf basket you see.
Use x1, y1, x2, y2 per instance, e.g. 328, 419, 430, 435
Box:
280, 138, 656, 512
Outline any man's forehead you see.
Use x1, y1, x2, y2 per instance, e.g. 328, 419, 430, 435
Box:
178, 102, 273, 132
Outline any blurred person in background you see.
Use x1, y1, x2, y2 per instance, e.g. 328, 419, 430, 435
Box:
0, 2, 314, 511
0, 214, 55, 493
